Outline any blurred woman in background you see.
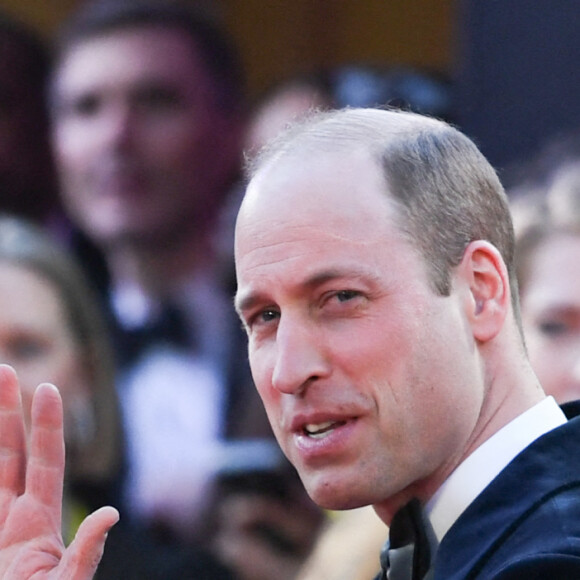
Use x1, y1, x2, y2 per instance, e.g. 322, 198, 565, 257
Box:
0, 214, 237, 579
0, 213, 122, 531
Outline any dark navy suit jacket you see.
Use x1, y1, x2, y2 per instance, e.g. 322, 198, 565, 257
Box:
433, 401, 580, 579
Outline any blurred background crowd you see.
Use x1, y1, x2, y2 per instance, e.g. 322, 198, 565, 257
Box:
0, 1, 579, 579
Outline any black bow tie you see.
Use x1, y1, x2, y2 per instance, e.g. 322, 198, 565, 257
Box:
379, 498, 438, 580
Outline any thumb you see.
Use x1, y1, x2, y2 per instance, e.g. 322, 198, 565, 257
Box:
58, 506, 119, 580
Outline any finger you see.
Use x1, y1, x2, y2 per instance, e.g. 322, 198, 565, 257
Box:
25, 383, 65, 513
0, 365, 26, 497
59, 506, 119, 579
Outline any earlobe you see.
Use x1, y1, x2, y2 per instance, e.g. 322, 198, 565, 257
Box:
460, 240, 509, 342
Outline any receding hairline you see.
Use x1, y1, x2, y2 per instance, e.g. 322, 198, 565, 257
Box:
245, 107, 449, 180
240, 105, 519, 324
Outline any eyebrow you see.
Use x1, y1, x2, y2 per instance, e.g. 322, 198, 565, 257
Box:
235, 267, 379, 316
234, 291, 265, 318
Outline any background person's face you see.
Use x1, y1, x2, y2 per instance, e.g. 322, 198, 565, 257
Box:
520, 233, 580, 404
235, 150, 485, 515
0, 262, 87, 431
52, 26, 239, 248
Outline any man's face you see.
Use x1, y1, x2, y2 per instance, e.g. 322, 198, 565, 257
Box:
52, 26, 240, 248
235, 149, 485, 516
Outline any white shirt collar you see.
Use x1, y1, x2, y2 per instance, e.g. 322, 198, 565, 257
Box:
425, 396, 566, 542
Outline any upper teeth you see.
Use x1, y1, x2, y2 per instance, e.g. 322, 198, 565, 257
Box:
305, 421, 335, 438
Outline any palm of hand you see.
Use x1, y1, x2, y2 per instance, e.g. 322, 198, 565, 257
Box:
0, 490, 68, 578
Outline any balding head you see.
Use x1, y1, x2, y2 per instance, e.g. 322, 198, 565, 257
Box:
241, 107, 517, 310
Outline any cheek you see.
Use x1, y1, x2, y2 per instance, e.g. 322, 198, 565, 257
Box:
26, 345, 80, 396
54, 147, 94, 199
9, 359, 52, 397
251, 360, 279, 415
48, 352, 85, 397
524, 326, 561, 376
53, 124, 90, 170
526, 338, 553, 374
248, 346, 284, 427
527, 334, 579, 391
248, 338, 272, 384
344, 326, 414, 402
373, 319, 479, 446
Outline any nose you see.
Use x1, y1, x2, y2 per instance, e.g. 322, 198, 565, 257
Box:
271, 315, 331, 395
101, 103, 135, 151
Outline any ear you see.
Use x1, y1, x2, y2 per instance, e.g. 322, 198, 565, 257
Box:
457, 240, 510, 343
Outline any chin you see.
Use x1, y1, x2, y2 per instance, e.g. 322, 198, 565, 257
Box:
306, 475, 371, 511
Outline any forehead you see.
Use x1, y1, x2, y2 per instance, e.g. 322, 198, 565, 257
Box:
54, 25, 208, 93
523, 233, 580, 304
0, 261, 63, 313
235, 148, 403, 276
242, 147, 386, 224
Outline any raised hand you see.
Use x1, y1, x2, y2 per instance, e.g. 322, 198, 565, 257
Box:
0, 364, 118, 579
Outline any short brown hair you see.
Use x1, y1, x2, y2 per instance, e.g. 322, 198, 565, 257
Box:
52, 0, 244, 115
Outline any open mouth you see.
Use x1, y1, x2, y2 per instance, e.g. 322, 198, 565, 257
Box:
303, 420, 347, 439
